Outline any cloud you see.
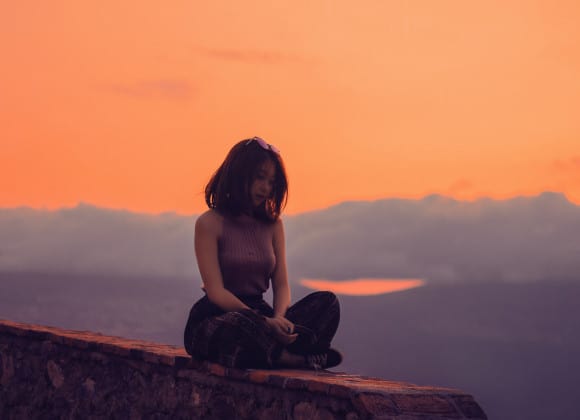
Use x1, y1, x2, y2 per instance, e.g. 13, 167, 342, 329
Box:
285, 192, 580, 283
106, 79, 194, 100
194, 46, 300, 65
1, 192, 579, 283
552, 155, 580, 173
0, 203, 196, 278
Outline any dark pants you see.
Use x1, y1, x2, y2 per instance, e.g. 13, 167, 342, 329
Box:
183, 291, 340, 369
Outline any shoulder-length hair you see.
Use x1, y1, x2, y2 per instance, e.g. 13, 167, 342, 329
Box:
205, 138, 288, 222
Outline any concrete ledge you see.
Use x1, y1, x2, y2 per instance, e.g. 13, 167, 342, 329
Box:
0, 319, 487, 419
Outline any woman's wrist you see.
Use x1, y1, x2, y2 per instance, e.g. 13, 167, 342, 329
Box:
273, 309, 287, 318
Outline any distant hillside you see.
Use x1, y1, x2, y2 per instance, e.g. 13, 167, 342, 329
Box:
1, 192, 579, 284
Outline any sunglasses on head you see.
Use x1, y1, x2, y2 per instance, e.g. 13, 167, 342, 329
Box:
246, 136, 280, 155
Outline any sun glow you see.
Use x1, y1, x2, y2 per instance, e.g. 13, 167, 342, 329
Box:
300, 278, 426, 296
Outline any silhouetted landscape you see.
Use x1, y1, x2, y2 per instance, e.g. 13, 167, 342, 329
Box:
1, 271, 579, 420
2, 193, 580, 419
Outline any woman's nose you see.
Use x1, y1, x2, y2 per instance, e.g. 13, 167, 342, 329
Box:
261, 180, 271, 192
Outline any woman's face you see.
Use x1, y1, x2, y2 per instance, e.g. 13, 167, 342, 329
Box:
250, 159, 276, 208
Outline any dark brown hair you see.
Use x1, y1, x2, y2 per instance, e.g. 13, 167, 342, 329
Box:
204, 138, 288, 222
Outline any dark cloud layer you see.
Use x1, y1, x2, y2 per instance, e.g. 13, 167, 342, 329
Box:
1, 192, 579, 284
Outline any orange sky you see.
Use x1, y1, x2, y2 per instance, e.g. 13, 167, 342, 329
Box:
1, 1, 579, 215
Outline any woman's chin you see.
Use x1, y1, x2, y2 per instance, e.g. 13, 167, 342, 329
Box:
252, 198, 266, 208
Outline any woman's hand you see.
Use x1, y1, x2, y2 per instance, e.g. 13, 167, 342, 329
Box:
266, 316, 297, 345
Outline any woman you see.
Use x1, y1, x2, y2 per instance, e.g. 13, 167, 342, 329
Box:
183, 137, 342, 370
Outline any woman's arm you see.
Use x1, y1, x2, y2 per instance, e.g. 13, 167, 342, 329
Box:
268, 218, 297, 343
194, 211, 250, 312
271, 218, 291, 318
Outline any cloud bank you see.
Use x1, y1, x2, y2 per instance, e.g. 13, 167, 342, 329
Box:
284, 192, 580, 283
0, 204, 196, 278
1, 192, 579, 283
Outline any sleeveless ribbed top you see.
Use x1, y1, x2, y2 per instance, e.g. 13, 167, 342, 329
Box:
217, 213, 276, 296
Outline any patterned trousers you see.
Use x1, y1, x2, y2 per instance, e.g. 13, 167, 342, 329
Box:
183, 291, 340, 369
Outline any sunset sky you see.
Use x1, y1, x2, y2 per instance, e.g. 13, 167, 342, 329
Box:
1, 1, 579, 215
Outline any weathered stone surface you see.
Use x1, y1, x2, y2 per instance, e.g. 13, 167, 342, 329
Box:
256, 406, 279, 420
0, 318, 487, 419
40, 340, 57, 354
46, 360, 65, 389
453, 395, 488, 419
208, 394, 237, 419
226, 366, 250, 381
248, 369, 270, 384
328, 384, 351, 399
285, 377, 308, 390
294, 401, 317, 420
353, 392, 399, 417
294, 401, 336, 420
391, 394, 460, 417
208, 361, 226, 377
308, 380, 330, 393
82, 377, 96, 397
314, 407, 335, 420
174, 354, 192, 368
0, 352, 15, 386
191, 387, 202, 407
345, 411, 360, 420
89, 351, 109, 363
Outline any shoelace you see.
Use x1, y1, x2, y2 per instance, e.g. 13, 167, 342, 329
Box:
306, 353, 327, 371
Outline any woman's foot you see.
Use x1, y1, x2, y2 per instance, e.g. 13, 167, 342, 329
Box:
275, 348, 343, 370
275, 349, 307, 368
305, 348, 342, 370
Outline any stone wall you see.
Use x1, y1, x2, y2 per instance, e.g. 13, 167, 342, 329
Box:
0, 319, 486, 419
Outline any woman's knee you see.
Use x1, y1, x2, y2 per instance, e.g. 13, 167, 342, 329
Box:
305, 291, 340, 313
219, 309, 263, 329
284, 291, 341, 329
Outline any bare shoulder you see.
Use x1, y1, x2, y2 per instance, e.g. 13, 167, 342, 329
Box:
273, 217, 285, 239
195, 209, 224, 236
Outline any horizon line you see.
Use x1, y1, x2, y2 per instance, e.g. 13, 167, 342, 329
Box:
0, 191, 574, 217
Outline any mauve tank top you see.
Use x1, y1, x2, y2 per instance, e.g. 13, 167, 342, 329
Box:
217, 213, 276, 297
